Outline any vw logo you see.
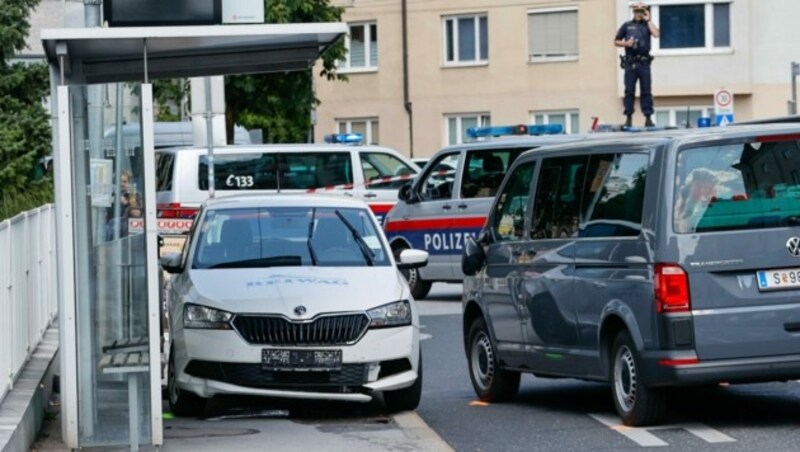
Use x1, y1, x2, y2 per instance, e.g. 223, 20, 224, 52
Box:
293, 305, 307, 317
787, 237, 800, 257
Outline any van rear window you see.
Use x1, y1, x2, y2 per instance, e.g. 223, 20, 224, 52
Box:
674, 138, 800, 233
198, 152, 353, 191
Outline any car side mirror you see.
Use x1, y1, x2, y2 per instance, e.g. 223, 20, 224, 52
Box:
462, 235, 487, 276
398, 181, 418, 204
397, 249, 428, 270
160, 252, 184, 275
477, 229, 494, 246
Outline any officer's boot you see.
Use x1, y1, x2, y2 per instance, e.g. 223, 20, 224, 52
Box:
644, 115, 655, 128
624, 115, 632, 128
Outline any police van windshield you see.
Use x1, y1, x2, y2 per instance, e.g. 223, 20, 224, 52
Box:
674, 137, 800, 234
192, 207, 390, 269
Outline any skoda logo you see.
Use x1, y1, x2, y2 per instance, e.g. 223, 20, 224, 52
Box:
293, 305, 307, 317
788, 237, 800, 257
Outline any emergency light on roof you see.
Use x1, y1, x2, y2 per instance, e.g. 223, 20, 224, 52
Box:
324, 133, 364, 144
466, 124, 564, 139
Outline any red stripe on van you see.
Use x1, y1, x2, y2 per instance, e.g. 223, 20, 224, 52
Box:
385, 216, 487, 232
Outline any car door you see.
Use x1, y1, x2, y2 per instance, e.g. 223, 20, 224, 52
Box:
572, 151, 653, 377
522, 155, 588, 375
454, 147, 529, 279
357, 150, 418, 225
482, 161, 537, 364
384, 151, 463, 281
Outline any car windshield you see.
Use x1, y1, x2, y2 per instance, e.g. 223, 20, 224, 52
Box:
192, 206, 390, 269
674, 137, 800, 233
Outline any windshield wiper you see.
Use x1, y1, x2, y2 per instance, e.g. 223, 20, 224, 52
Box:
334, 210, 375, 266
207, 256, 302, 269
307, 208, 319, 266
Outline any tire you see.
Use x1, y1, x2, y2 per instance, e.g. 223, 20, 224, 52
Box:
610, 331, 667, 426
384, 353, 423, 413
168, 350, 207, 417
396, 248, 432, 300
467, 318, 520, 402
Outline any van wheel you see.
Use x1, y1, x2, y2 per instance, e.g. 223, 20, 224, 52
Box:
384, 353, 423, 412
168, 351, 207, 417
610, 331, 667, 426
467, 318, 520, 402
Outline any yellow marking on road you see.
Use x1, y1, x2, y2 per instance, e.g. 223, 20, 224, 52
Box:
469, 400, 490, 407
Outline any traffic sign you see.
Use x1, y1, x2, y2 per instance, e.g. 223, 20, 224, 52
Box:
714, 88, 735, 126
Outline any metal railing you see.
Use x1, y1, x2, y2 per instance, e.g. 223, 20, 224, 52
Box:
0, 204, 58, 404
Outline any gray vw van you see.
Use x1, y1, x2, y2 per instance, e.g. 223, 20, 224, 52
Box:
462, 125, 800, 426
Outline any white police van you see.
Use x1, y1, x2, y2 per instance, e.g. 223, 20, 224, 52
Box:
154, 134, 420, 251
384, 125, 589, 298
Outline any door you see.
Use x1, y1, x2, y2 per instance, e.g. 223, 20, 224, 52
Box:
454, 148, 529, 278
384, 151, 462, 281
572, 152, 652, 376
357, 150, 418, 224
673, 136, 800, 360
522, 155, 587, 374
483, 161, 536, 359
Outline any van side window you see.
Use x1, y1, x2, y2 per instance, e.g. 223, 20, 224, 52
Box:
156, 153, 174, 191
579, 153, 649, 238
531, 156, 588, 239
461, 149, 525, 199
492, 162, 535, 241
360, 152, 416, 190
419, 153, 460, 201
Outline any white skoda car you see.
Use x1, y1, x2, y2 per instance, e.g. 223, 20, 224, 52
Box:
162, 194, 428, 416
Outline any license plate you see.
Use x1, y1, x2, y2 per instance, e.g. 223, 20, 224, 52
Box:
262, 349, 342, 371
757, 268, 800, 291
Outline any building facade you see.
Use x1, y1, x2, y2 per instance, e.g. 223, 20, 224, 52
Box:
315, 0, 800, 157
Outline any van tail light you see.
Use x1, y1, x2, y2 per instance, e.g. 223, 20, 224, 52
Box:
157, 203, 198, 219
655, 263, 691, 313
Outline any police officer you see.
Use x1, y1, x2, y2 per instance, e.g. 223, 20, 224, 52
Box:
615, 2, 660, 128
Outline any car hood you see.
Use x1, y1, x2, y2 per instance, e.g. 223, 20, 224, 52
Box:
186, 266, 407, 318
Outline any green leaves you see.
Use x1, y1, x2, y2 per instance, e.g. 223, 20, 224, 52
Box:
0, 0, 52, 219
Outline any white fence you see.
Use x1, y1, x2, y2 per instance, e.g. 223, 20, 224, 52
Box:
0, 204, 58, 404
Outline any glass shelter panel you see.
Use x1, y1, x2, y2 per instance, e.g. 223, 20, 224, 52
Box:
71, 83, 153, 446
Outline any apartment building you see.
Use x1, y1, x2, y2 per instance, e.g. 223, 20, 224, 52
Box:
315, 0, 800, 157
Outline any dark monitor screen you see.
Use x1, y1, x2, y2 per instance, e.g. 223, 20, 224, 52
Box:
104, 0, 221, 27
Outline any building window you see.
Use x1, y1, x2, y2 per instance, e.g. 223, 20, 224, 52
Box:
443, 14, 489, 65
527, 8, 578, 62
654, 106, 712, 127
531, 110, 580, 134
652, 2, 731, 52
341, 22, 378, 71
445, 113, 490, 145
337, 118, 379, 144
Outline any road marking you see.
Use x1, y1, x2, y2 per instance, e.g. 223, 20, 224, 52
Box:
468, 400, 490, 407
590, 413, 735, 447
420, 333, 433, 341
590, 414, 668, 447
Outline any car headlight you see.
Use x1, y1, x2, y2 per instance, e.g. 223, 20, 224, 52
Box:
368, 300, 412, 328
183, 304, 232, 330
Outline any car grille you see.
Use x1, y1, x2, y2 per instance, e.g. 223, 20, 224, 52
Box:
232, 313, 370, 346
184, 360, 368, 389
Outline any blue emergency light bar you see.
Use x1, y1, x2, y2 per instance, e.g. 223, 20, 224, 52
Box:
466, 124, 564, 139
323, 133, 364, 144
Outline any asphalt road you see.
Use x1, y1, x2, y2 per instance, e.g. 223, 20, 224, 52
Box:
417, 285, 800, 452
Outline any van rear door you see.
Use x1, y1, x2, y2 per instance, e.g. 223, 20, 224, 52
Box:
673, 134, 800, 360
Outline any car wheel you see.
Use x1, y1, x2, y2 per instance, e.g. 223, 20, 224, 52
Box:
467, 318, 520, 402
384, 352, 423, 413
610, 331, 667, 426
168, 350, 207, 417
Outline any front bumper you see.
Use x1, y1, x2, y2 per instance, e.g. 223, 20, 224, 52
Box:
642, 351, 800, 386
172, 325, 419, 401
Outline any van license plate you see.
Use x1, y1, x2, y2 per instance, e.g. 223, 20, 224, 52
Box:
262, 349, 342, 371
757, 269, 800, 291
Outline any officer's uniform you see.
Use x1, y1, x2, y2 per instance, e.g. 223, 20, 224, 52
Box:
616, 19, 654, 117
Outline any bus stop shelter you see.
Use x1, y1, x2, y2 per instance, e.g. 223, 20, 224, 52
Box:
41, 23, 346, 450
